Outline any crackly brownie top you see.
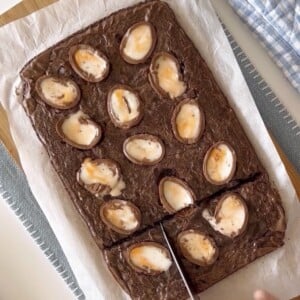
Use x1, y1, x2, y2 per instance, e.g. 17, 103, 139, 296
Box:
20, 0, 263, 248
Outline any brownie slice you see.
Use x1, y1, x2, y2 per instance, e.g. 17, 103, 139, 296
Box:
20, 0, 264, 248
104, 175, 285, 299
163, 174, 286, 294
104, 226, 189, 300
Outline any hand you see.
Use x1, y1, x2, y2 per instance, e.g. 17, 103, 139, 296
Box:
254, 290, 277, 300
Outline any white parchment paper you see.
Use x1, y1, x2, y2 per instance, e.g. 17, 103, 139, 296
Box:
0, 0, 22, 14
0, 1, 299, 299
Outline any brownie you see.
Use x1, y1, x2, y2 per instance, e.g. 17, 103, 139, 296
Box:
163, 174, 286, 294
18, 0, 288, 298
20, 0, 264, 249
104, 226, 189, 300
104, 175, 285, 299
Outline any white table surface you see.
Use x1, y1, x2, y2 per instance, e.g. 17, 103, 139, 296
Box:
0, 1, 299, 300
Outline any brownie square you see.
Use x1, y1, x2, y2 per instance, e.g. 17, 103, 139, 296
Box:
104, 226, 189, 300
163, 174, 286, 294
20, 0, 264, 248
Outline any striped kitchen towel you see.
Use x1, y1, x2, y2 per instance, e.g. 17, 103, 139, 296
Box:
0, 141, 85, 299
228, 0, 300, 93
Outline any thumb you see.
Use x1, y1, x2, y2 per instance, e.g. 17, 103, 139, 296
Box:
253, 290, 277, 300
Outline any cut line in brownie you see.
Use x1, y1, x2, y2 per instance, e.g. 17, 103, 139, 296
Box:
104, 174, 285, 299
20, 0, 264, 249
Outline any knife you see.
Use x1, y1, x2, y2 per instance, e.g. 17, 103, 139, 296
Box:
159, 223, 196, 300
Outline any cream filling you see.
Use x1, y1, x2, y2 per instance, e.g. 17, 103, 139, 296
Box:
123, 24, 152, 60
129, 245, 172, 272
206, 143, 234, 182
40, 77, 77, 106
74, 48, 107, 79
61, 111, 98, 146
79, 158, 119, 187
125, 138, 163, 163
111, 89, 140, 123
202, 194, 246, 237
176, 103, 201, 140
156, 55, 186, 98
162, 180, 193, 211
104, 204, 138, 231
179, 232, 216, 263
109, 178, 126, 197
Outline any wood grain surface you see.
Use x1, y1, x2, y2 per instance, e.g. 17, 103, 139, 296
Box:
0, 2, 299, 298
0, 0, 56, 26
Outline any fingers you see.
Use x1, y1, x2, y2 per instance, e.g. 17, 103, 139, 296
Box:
253, 289, 277, 300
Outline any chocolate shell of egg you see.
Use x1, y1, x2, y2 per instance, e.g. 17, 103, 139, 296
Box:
77, 158, 125, 197
107, 85, 143, 129
120, 22, 157, 64
56, 111, 101, 149
125, 242, 172, 275
202, 193, 248, 238
149, 52, 186, 99
69, 44, 110, 82
35, 75, 80, 109
100, 200, 141, 235
203, 141, 236, 185
159, 176, 195, 213
123, 134, 165, 166
172, 99, 205, 144
177, 230, 218, 266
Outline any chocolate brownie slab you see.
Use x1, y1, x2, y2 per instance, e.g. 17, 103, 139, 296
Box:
104, 175, 285, 299
20, 0, 263, 249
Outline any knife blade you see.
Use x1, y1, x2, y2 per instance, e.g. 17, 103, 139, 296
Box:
159, 223, 196, 300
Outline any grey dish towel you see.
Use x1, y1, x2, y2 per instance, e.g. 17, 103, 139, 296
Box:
223, 25, 300, 174
0, 25, 299, 300
0, 141, 85, 300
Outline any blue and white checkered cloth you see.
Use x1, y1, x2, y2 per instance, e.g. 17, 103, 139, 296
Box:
228, 0, 300, 93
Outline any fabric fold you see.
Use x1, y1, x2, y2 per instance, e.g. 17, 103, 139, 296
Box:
229, 0, 300, 93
